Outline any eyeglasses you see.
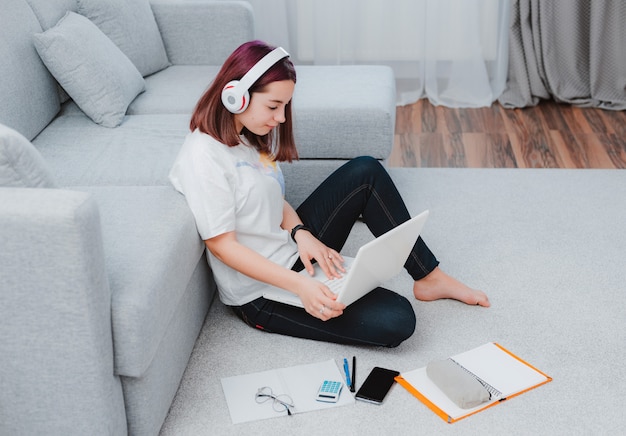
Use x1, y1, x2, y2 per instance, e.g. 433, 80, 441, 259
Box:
255, 386, 295, 415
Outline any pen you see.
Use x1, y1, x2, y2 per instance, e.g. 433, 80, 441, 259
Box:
351, 356, 356, 392
343, 358, 351, 388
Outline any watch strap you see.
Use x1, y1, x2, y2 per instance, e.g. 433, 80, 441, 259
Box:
290, 224, 312, 242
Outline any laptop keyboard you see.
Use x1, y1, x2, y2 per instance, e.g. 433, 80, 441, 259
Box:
321, 269, 348, 294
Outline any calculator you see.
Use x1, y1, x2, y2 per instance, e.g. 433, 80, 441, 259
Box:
315, 380, 343, 402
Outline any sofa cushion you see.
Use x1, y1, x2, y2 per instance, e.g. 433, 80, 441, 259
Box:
82, 186, 204, 377
33, 12, 146, 128
0, 124, 57, 188
32, 113, 190, 186
23, 0, 80, 105
77, 0, 170, 77
0, 0, 60, 141
293, 66, 396, 160
56, 64, 396, 178
150, 1, 254, 65
127, 65, 396, 160
24, 0, 78, 30
128, 65, 220, 115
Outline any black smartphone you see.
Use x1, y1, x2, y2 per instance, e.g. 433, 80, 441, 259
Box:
355, 366, 400, 404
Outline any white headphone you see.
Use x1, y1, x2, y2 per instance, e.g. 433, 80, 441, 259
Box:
221, 47, 290, 114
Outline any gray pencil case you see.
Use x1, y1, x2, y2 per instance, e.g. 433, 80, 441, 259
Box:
426, 359, 491, 409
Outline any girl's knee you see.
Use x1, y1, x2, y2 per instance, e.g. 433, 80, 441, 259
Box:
345, 156, 387, 182
386, 300, 416, 347
366, 288, 416, 347
351, 155, 382, 171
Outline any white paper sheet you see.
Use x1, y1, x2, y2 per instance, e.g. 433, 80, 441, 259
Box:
221, 359, 355, 424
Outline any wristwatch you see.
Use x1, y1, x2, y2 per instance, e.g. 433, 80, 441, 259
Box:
290, 224, 312, 242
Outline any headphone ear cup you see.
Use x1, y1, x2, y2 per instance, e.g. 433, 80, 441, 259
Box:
221, 80, 250, 114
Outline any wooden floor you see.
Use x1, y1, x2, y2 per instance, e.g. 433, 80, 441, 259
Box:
390, 99, 626, 168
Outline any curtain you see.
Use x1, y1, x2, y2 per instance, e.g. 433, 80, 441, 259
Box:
499, 0, 626, 110
239, 0, 511, 107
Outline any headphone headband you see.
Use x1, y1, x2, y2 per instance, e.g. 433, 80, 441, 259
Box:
239, 47, 289, 91
221, 47, 290, 114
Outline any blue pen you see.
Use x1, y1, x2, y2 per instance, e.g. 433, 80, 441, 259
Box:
343, 358, 351, 388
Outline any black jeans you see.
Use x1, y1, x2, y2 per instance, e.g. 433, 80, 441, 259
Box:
232, 156, 439, 347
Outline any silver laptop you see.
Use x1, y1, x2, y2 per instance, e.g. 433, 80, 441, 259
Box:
263, 210, 429, 307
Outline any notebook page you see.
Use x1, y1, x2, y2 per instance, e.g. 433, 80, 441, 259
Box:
452, 343, 548, 397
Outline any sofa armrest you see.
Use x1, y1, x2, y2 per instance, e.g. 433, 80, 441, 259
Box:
0, 188, 126, 435
151, 0, 255, 65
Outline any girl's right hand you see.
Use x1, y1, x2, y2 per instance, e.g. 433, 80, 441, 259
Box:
297, 277, 346, 321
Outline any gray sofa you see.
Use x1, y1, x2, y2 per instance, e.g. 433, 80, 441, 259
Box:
0, 1, 396, 435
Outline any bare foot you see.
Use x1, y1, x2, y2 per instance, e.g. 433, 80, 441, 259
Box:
413, 267, 490, 307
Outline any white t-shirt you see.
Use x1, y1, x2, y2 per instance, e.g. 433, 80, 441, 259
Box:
169, 129, 300, 306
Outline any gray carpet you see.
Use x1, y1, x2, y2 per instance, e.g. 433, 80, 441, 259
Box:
160, 168, 626, 436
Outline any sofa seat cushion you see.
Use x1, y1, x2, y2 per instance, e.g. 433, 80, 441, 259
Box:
32, 113, 190, 186
83, 186, 204, 377
128, 65, 220, 115
293, 66, 396, 160
126, 64, 396, 160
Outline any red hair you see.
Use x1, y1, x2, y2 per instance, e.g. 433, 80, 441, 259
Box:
190, 40, 298, 162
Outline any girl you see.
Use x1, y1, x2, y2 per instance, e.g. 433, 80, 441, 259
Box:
169, 41, 489, 348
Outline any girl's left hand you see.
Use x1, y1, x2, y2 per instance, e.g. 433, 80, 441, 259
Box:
293, 230, 345, 280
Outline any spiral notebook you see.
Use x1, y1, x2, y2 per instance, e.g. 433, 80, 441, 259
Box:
395, 342, 552, 423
